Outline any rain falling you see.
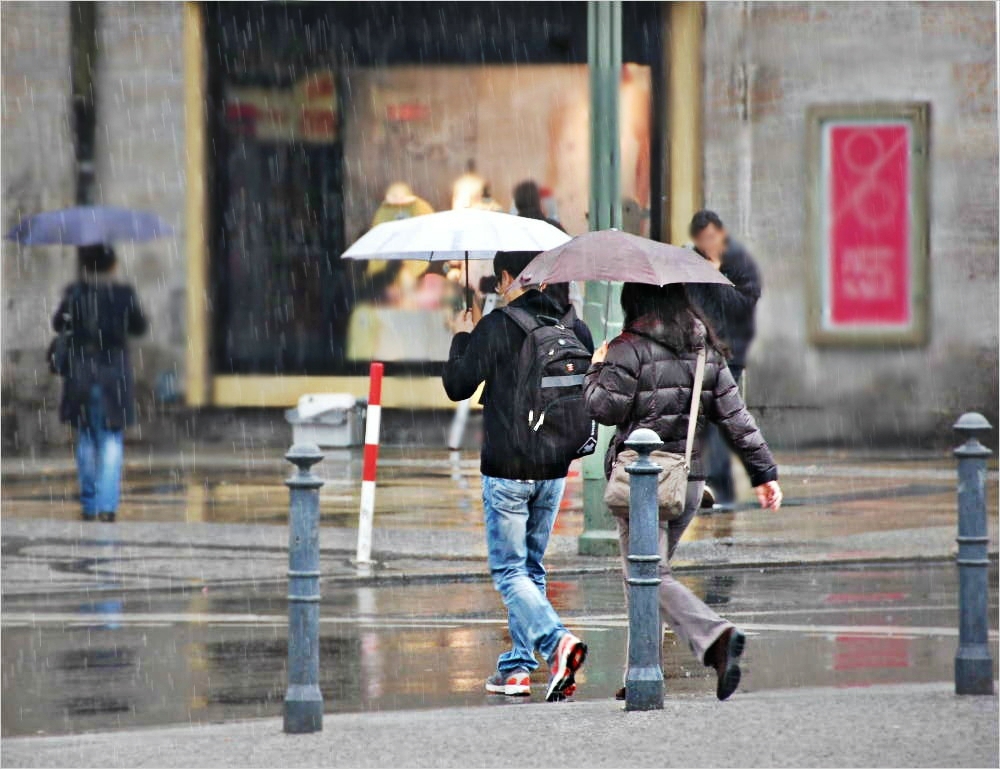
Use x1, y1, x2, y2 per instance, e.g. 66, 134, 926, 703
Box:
1, 2, 998, 767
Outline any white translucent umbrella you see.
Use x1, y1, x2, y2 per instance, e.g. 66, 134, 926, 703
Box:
342, 208, 570, 262
343, 209, 570, 310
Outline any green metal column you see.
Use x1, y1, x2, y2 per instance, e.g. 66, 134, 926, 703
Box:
579, 0, 623, 556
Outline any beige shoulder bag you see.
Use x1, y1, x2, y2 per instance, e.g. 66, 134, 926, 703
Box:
603, 347, 706, 521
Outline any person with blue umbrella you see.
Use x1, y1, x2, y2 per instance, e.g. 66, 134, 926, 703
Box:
8, 205, 166, 523
50, 244, 148, 523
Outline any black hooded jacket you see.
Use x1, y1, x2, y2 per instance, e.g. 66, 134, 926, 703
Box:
442, 289, 594, 480
582, 312, 777, 486
686, 239, 761, 368
53, 279, 147, 431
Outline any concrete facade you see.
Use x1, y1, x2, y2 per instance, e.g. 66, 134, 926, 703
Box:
1, 2, 997, 453
1, 1, 76, 450
1, 2, 187, 452
702, 2, 999, 446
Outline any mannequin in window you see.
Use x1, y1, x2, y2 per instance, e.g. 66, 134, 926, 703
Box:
368, 182, 435, 301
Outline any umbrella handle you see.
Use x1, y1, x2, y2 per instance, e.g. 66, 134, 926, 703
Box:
465, 251, 470, 313
602, 279, 612, 339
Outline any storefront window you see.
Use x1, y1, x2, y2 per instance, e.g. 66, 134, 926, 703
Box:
207, 2, 660, 376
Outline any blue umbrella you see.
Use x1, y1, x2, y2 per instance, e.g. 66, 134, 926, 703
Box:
5, 205, 174, 246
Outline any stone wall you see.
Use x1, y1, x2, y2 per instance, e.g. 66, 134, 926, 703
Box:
702, 1, 999, 447
92, 2, 187, 424
1, 1, 76, 452
1, 3, 187, 454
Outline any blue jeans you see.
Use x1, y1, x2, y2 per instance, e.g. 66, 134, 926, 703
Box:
75, 385, 124, 517
482, 475, 568, 674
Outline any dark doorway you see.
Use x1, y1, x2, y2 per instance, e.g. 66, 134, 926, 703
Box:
206, 2, 663, 376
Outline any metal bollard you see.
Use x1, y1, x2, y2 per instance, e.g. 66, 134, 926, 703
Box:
284, 443, 326, 732
952, 413, 995, 696
624, 428, 665, 711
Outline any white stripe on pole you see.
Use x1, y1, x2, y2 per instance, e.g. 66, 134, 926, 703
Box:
364, 404, 382, 446
356, 480, 377, 564
447, 399, 471, 451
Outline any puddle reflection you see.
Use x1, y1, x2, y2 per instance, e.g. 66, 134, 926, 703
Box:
3, 564, 997, 737
1, 451, 585, 534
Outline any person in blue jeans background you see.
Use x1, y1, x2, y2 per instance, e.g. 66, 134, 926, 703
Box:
53, 245, 147, 522
443, 251, 593, 701
76, 383, 125, 519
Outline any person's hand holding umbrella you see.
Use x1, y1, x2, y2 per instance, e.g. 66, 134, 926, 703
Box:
450, 309, 476, 335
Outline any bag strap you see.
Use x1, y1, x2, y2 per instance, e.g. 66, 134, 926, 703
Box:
73, 281, 102, 342
58, 282, 83, 333
500, 304, 543, 335
503, 302, 578, 334
684, 347, 706, 469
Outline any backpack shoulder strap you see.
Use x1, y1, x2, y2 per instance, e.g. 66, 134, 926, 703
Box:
501, 304, 542, 335
60, 282, 84, 328
684, 347, 707, 469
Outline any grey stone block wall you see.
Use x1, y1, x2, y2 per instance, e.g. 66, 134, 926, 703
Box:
1, 1, 76, 451
1, 2, 187, 454
703, 1, 999, 446
92, 2, 187, 419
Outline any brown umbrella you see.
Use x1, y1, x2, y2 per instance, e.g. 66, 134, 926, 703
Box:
513, 229, 734, 289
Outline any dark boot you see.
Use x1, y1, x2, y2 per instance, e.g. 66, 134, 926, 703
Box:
98, 511, 116, 523
706, 627, 745, 701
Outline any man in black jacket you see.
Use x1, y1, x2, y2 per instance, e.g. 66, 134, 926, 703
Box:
443, 251, 592, 702
686, 210, 763, 510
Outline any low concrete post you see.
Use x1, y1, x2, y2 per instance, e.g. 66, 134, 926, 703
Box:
284, 443, 325, 732
952, 413, 994, 696
624, 428, 665, 711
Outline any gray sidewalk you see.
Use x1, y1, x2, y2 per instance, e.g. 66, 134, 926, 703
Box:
1, 508, 990, 598
3, 682, 997, 768
2, 446, 998, 597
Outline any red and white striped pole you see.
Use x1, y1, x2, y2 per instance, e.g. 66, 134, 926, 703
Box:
356, 362, 383, 564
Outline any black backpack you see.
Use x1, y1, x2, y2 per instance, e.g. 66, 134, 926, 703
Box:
501, 305, 598, 466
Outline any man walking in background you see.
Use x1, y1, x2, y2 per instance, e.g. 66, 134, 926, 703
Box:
686, 210, 763, 511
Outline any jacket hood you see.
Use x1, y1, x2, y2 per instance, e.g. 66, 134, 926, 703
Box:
508, 288, 567, 317
627, 312, 706, 352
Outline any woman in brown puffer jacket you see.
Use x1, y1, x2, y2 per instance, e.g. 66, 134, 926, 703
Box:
583, 281, 782, 702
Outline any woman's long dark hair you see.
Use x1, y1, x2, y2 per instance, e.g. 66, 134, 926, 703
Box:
620, 282, 729, 355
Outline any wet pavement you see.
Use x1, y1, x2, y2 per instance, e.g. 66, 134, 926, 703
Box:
1, 450, 497, 529
3, 447, 997, 543
2, 562, 997, 738
2, 447, 997, 598
3, 446, 998, 743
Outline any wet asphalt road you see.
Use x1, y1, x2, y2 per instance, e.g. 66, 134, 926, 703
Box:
3, 562, 997, 738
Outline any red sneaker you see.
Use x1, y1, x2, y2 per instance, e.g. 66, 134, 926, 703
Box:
485, 669, 531, 696
545, 633, 587, 702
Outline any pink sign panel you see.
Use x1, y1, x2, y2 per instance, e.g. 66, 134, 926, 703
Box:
825, 123, 912, 327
